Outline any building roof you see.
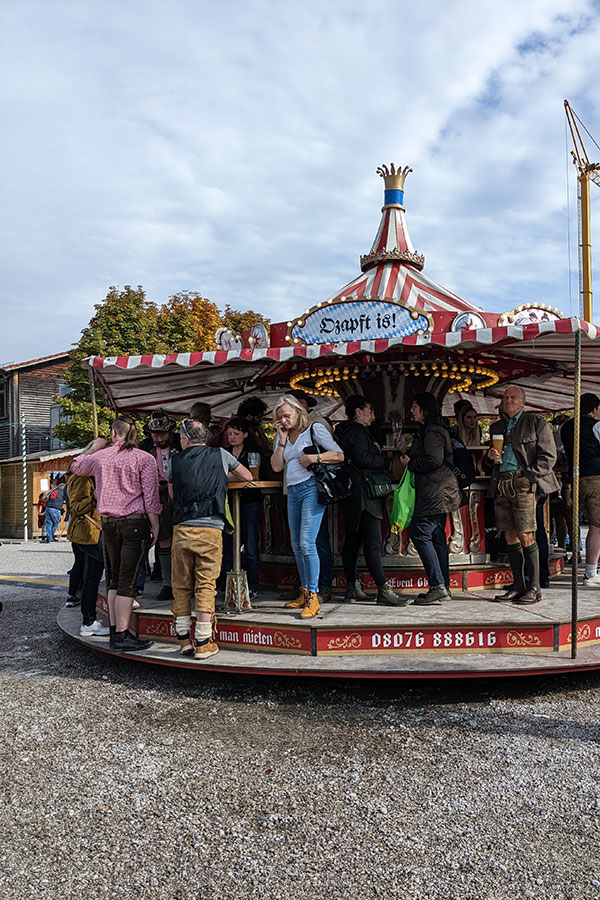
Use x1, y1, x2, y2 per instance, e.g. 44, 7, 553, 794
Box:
0, 351, 70, 372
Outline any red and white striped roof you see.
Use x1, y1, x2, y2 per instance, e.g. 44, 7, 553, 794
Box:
324, 260, 482, 315
318, 171, 484, 317
86, 317, 599, 417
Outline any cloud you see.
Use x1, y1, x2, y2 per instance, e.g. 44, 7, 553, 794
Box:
1, 0, 599, 363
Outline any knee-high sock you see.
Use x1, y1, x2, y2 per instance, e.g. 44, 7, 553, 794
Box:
158, 546, 172, 587
507, 542, 526, 593
523, 542, 540, 591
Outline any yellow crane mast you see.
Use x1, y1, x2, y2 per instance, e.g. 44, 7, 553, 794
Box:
564, 99, 600, 323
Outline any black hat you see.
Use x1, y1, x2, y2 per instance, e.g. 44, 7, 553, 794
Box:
289, 389, 317, 409
147, 409, 176, 433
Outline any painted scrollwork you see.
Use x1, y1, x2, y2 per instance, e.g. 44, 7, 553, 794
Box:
326, 633, 362, 651
274, 632, 302, 650
448, 510, 465, 555
506, 631, 542, 648
468, 490, 482, 553
565, 623, 592, 644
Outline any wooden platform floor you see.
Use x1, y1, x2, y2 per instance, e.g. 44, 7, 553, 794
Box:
56, 570, 600, 680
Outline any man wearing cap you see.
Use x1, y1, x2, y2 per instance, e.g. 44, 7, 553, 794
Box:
140, 410, 181, 602
561, 393, 600, 587
487, 386, 558, 605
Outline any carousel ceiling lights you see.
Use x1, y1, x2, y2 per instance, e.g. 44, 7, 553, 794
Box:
289, 360, 499, 397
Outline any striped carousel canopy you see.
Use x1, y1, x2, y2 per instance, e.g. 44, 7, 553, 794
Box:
85, 317, 599, 418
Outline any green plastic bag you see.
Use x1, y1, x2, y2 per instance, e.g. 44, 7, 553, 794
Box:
390, 469, 415, 534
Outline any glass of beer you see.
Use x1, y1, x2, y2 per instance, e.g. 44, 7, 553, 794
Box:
248, 452, 260, 480
492, 434, 504, 459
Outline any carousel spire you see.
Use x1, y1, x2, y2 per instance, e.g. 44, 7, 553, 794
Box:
360, 162, 425, 273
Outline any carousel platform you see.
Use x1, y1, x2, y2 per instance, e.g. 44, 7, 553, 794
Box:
57, 569, 600, 680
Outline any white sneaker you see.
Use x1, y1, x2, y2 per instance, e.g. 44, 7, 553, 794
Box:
132, 599, 140, 610
79, 620, 110, 637
583, 574, 600, 588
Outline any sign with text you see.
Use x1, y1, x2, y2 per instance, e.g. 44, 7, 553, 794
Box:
290, 299, 430, 345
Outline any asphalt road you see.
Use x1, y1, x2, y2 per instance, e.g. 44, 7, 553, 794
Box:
1, 541, 600, 900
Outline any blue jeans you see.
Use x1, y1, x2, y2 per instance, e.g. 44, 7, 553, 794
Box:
45, 507, 61, 542
287, 479, 325, 593
410, 514, 449, 589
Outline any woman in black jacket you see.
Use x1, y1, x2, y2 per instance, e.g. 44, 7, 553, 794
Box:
336, 395, 406, 606
399, 392, 461, 605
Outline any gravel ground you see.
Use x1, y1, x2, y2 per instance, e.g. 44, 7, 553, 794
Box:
1, 542, 600, 900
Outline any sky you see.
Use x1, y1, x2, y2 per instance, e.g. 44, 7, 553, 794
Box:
2, 0, 600, 364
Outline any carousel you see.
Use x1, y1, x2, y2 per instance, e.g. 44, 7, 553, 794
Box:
58, 163, 600, 679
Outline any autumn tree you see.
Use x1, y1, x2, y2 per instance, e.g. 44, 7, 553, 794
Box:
158, 291, 222, 352
54, 285, 165, 446
222, 304, 270, 336
54, 286, 271, 447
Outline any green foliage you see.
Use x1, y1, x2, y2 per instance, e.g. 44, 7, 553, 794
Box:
222, 304, 270, 336
54, 285, 271, 447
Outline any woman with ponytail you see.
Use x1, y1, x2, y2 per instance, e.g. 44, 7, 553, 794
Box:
70, 416, 162, 652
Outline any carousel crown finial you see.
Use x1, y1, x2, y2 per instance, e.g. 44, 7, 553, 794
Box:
376, 163, 413, 207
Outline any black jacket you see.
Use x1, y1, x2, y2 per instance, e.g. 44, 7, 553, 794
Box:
408, 420, 461, 519
335, 420, 386, 530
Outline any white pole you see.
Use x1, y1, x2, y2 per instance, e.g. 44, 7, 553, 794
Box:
21, 411, 28, 542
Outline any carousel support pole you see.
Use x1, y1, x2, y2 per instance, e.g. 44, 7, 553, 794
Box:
571, 330, 582, 658
88, 368, 99, 439
21, 411, 28, 543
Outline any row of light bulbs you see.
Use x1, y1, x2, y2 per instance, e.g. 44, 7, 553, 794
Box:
288, 360, 499, 397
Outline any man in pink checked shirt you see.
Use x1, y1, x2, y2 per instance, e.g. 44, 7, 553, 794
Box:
71, 415, 161, 653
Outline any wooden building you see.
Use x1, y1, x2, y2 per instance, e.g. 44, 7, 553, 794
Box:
0, 448, 81, 539
0, 352, 70, 460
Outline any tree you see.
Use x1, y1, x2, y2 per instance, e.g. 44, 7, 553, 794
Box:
54, 286, 271, 447
158, 291, 222, 352
222, 304, 270, 336
54, 285, 165, 446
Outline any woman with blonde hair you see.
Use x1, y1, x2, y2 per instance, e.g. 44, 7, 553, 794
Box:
271, 395, 343, 618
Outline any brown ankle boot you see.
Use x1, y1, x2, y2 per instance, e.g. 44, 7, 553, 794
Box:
285, 587, 306, 609
300, 591, 320, 618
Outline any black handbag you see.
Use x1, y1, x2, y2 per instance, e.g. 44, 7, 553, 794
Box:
363, 471, 394, 499
305, 425, 352, 506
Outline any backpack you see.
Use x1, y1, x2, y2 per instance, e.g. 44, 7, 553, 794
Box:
448, 437, 476, 490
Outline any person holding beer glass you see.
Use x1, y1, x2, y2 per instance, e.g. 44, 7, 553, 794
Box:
486, 386, 558, 605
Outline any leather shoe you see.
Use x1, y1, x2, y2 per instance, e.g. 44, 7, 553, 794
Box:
513, 588, 542, 605
493, 588, 524, 603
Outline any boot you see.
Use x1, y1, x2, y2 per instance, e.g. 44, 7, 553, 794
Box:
376, 581, 409, 607
344, 579, 371, 603
285, 587, 307, 609
112, 630, 153, 652
177, 633, 196, 656
109, 625, 117, 649
413, 584, 449, 606
299, 591, 320, 618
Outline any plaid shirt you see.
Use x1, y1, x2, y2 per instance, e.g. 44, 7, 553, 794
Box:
71, 442, 162, 518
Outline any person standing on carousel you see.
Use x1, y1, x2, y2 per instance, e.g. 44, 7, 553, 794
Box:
561, 393, 600, 587
168, 419, 253, 659
271, 395, 344, 619
487, 386, 558, 605
140, 409, 181, 603
336, 394, 407, 606
70, 416, 161, 652
399, 393, 461, 605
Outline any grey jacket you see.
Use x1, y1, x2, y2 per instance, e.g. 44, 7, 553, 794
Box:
487, 411, 559, 496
